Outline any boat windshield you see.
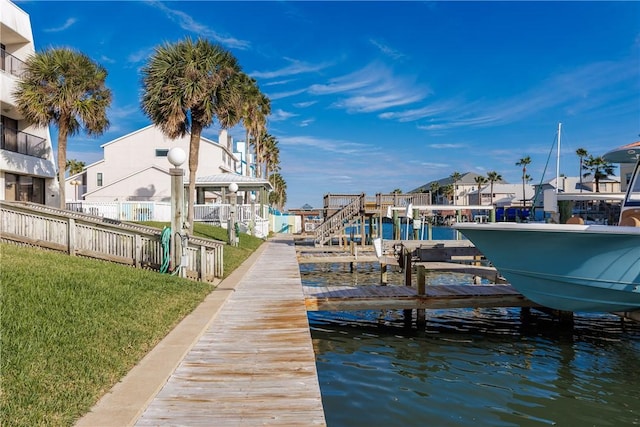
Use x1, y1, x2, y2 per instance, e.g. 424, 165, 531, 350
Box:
625, 159, 640, 206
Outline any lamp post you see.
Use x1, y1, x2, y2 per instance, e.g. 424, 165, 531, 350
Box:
70, 180, 81, 202
228, 182, 238, 246
168, 147, 186, 277
250, 193, 256, 237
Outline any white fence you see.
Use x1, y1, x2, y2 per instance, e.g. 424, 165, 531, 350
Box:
66, 201, 271, 238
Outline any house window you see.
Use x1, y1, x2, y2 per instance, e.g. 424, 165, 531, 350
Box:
97, 173, 103, 187
155, 149, 169, 157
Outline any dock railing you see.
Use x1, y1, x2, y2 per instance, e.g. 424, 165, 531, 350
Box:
1, 201, 224, 282
315, 195, 364, 246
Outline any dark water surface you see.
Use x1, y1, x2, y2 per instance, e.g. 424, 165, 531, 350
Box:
302, 264, 640, 427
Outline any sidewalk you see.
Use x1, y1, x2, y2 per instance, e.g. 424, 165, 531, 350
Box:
76, 240, 270, 426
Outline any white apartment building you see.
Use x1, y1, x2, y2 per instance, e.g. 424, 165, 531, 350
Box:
0, 0, 59, 206
69, 126, 239, 202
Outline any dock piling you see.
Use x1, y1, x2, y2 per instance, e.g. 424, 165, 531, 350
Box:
416, 266, 426, 328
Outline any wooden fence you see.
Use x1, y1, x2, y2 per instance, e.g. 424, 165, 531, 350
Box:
1, 201, 224, 282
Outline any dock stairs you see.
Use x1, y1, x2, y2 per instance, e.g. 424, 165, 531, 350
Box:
313, 195, 363, 246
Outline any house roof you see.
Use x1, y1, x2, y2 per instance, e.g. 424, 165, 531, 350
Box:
194, 173, 273, 191
98, 124, 236, 157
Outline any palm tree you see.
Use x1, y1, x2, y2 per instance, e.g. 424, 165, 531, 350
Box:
66, 159, 86, 176
583, 155, 615, 193
250, 92, 271, 178
486, 171, 502, 207
576, 148, 588, 192
13, 48, 112, 208
141, 37, 242, 232
227, 73, 271, 177
429, 182, 440, 204
261, 133, 280, 178
450, 171, 462, 205
442, 184, 455, 204
515, 156, 531, 207
268, 173, 287, 210
474, 175, 488, 205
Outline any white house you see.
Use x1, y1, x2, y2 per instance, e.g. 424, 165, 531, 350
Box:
0, 0, 59, 206
411, 172, 506, 205
234, 140, 254, 177
467, 183, 535, 207
68, 126, 239, 202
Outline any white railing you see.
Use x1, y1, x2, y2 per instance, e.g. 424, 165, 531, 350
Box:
67, 201, 172, 222
66, 201, 271, 237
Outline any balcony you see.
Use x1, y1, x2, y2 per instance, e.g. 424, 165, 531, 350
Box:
1, 124, 49, 159
1, 48, 27, 78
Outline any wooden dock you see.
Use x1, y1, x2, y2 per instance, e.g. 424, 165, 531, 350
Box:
303, 283, 537, 311
135, 237, 326, 426
298, 239, 536, 312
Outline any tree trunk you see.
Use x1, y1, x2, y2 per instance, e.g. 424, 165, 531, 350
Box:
187, 124, 202, 234
57, 126, 69, 209
244, 128, 250, 176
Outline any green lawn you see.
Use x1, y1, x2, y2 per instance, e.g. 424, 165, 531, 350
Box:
1, 223, 264, 426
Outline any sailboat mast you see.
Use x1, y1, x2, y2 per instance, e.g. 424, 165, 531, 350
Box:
556, 122, 562, 193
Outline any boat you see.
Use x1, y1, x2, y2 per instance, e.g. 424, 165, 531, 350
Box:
453, 141, 640, 313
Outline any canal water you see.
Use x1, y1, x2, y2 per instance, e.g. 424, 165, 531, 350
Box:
302, 227, 640, 426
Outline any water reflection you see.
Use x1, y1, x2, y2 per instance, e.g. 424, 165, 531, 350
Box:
306, 268, 640, 427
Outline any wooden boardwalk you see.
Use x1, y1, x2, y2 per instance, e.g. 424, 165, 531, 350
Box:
135, 237, 326, 426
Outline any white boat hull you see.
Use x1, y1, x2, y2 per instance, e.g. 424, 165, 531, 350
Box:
453, 223, 640, 312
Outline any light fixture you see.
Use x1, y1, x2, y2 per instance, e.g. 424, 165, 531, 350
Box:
167, 147, 186, 167
250, 193, 256, 202
228, 182, 238, 193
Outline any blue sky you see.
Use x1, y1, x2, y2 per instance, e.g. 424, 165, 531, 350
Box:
17, 1, 640, 209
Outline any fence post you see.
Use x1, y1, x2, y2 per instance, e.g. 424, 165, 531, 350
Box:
134, 234, 142, 268
199, 245, 206, 281
68, 218, 76, 256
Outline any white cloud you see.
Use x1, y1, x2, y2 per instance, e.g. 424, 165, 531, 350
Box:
251, 58, 332, 79
278, 135, 371, 155
369, 39, 405, 60
44, 18, 76, 33
309, 62, 431, 113
269, 109, 298, 122
146, 1, 250, 50
428, 143, 466, 149
294, 101, 317, 108
127, 47, 155, 65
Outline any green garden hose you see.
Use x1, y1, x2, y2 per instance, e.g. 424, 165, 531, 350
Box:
160, 226, 171, 273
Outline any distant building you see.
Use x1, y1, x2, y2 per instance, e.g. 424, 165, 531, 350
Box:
234, 140, 255, 177
467, 183, 534, 207
0, 0, 59, 206
67, 125, 238, 202
410, 172, 507, 205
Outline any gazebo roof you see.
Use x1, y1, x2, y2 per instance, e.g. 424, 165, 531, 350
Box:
192, 173, 273, 192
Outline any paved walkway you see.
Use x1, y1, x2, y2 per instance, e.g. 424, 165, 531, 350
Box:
76, 236, 325, 426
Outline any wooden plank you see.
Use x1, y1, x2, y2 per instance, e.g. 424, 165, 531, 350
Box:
303, 284, 538, 311
136, 236, 326, 426
297, 255, 378, 264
